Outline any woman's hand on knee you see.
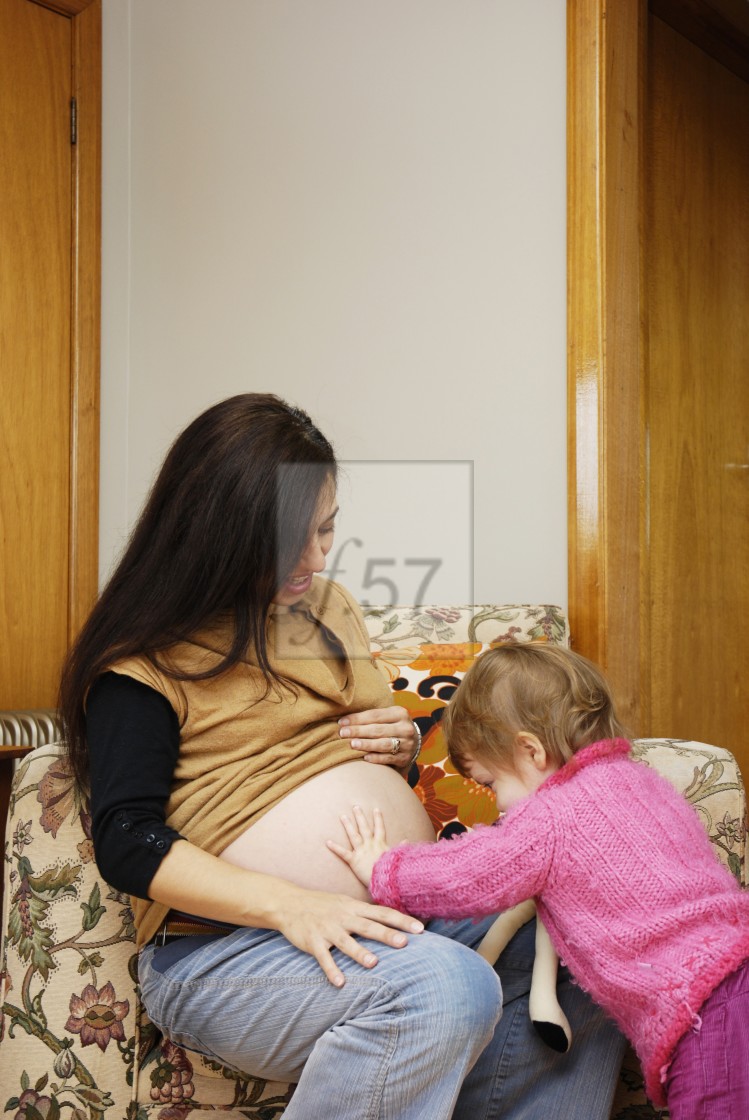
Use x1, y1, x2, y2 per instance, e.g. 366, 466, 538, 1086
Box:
274, 889, 424, 988
338, 706, 420, 770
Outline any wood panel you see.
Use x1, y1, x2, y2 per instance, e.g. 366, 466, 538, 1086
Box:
0, 0, 100, 710
568, 0, 749, 780
566, 0, 647, 733
28, 0, 94, 15
645, 16, 749, 764
0, 0, 100, 907
69, 0, 101, 639
651, 0, 749, 83
0, 0, 73, 708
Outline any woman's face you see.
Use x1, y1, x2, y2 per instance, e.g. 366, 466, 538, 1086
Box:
272, 487, 338, 606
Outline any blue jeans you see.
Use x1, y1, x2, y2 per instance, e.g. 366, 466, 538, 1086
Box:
139, 917, 626, 1119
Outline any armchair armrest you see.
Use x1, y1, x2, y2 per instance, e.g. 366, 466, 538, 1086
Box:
632, 738, 747, 887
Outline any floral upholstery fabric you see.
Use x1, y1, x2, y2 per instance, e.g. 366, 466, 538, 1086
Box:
364, 605, 570, 836
1, 743, 292, 1120
2, 605, 746, 1120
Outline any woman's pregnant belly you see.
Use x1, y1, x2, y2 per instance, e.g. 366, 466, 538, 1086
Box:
219, 760, 436, 901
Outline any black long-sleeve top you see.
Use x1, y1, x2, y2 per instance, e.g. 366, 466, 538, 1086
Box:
86, 672, 185, 898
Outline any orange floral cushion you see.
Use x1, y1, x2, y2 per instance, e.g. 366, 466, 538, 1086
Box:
373, 642, 498, 835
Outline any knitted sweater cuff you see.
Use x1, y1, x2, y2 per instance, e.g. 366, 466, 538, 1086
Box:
370, 846, 406, 912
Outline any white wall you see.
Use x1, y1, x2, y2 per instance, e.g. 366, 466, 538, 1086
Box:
101, 0, 567, 609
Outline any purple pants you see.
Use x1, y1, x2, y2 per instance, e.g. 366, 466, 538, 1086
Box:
665, 958, 749, 1120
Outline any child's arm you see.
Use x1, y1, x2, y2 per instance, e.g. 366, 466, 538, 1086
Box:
332, 802, 571, 1052
327, 805, 391, 887
334, 795, 553, 921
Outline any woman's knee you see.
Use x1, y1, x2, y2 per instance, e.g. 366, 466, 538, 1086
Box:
400, 931, 503, 1033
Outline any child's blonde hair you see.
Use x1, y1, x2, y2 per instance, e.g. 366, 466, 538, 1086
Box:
444, 642, 628, 775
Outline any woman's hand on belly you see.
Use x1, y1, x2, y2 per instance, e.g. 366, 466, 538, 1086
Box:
338, 705, 419, 771
219, 760, 435, 899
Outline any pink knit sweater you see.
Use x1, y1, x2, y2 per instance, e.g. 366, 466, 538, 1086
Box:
370, 739, 749, 1106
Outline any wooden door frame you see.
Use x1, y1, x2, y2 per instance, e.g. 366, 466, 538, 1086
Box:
567, 0, 647, 731
567, 0, 749, 732
0, 0, 99, 911
29, 0, 102, 638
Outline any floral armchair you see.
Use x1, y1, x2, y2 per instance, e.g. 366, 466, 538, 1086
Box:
2, 604, 747, 1120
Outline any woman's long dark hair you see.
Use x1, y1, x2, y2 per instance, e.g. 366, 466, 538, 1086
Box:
60, 393, 336, 792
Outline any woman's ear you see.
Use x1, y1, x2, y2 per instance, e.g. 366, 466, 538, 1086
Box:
515, 731, 550, 773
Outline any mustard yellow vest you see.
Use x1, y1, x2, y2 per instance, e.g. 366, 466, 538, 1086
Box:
111, 578, 390, 944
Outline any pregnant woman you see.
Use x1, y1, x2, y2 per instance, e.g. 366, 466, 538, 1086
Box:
60, 393, 624, 1119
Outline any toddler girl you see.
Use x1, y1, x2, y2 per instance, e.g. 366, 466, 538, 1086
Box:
328, 643, 749, 1119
